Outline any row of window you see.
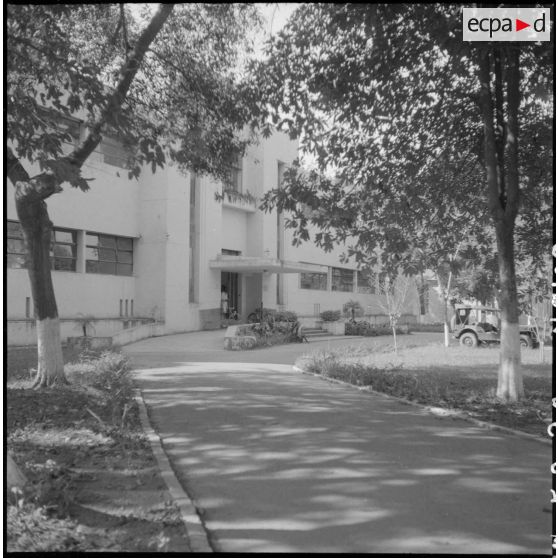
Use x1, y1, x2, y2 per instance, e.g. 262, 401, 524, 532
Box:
19, 296, 135, 318
300, 267, 387, 294
7, 221, 133, 276
40, 108, 130, 169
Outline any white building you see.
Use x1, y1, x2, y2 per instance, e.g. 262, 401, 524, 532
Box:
7, 130, 426, 346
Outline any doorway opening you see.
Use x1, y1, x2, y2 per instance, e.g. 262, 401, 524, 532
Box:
221, 271, 240, 318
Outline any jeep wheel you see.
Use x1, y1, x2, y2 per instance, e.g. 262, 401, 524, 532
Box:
520, 334, 533, 349
459, 332, 478, 348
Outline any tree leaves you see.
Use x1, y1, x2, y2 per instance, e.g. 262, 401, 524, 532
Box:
7, 4, 263, 190
255, 4, 552, 283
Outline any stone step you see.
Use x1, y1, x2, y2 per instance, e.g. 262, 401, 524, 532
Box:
303, 328, 330, 337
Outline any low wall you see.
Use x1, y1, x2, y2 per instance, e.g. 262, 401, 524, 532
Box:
200, 308, 221, 331
112, 322, 165, 346
7, 317, 158, 347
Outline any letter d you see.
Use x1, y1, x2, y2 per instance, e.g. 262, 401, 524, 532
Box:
534, 12, 546, 32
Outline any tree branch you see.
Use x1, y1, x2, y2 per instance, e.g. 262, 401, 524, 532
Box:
493, 48, 506, 207
504, 47, 521, 223
8, 35, 68, 65
7, 147, 30, 184
477, 49, 504, 221
64, 3, 174, 170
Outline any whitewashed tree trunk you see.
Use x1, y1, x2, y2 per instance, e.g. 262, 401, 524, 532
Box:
478, 48, 523, 402
7, 4, 174, 389
7, 454, 27, 490
497, 321, 523, 400
14, 174, 68, 388
443, 321, 451, 348
37, 317, 65, 385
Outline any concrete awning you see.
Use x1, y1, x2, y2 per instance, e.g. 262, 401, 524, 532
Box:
209, 256, 327, 274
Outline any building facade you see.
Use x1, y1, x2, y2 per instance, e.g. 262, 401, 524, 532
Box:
7, 130, 434, 346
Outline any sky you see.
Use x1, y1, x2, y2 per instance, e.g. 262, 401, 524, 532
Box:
259, 3, 300, 35
254, 3, 301, 54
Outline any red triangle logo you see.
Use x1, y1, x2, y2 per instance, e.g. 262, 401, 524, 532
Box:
516, 18, 531, 31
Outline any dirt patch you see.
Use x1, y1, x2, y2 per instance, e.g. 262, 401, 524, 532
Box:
7, 379, 192, 552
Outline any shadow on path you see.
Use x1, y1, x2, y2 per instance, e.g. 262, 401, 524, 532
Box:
134, 363, 552, 553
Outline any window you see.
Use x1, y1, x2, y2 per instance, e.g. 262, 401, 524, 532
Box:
101, 134, 130, 168
300, 271, 327, 291
226, 154, 243, 192
222, 249, 241, 256
8, 221, 76, 271
38, 107, 80, 145
357, 269, 375, 294
50, 228, 77, 271
332, 267, 354, 292
7, 221, 27, 268
86, 233, 133, 276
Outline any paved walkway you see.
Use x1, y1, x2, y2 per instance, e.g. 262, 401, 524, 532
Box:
125, 329, 444, 368
125, 331, 553, 554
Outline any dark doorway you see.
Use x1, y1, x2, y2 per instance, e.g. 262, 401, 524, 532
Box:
221, 271, 240, 317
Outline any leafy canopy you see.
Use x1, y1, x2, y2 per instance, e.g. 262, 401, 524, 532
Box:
7, 3, 263, 189
254, 4, 552, 277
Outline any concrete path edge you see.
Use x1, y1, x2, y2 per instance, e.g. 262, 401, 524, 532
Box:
293, 366, 552, 447
134, 389, 214, 553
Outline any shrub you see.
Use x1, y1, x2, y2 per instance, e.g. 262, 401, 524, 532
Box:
345, 321, 407, 336
343, 300, 364, 318
7, 504, 85, 552
320, 310, 341, 322
247, 307, 277, 324
345, 320, 375, 336
275, 310, 298, 323
409, 322, 444, 333
248, 319, 301, 347
66, 351, 134, 426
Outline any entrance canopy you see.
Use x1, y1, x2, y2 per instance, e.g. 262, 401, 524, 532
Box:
209, 255, 327, 274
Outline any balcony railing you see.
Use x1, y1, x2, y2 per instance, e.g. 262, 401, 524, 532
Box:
221, 187, 258, 212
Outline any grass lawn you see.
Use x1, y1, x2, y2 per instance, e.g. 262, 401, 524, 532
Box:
295, 341, 553, 439
6, 347, 191, 552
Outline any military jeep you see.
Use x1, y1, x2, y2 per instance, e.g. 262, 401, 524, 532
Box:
451, 305, 539, 348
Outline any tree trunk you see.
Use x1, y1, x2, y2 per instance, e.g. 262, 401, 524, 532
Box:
494, 220, 523, 401
391, 325, 398, 354
15, 178, 67, 387
435, 272, 451, 348
7, 5, 174, 388
477, 47, 523, 402
443, 320, 451, 348
443, 293, 451, 348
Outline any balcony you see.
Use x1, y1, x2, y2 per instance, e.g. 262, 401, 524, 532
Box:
221, 187, 258, 213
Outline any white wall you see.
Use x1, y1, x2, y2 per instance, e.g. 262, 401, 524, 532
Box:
8, 127, 422, 340
6, 150, 141, 327
163, 167, 190, 332
7, 266, 136, 317
221, 209, 249, 253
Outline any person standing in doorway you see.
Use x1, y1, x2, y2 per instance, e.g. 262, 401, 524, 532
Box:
221, 285, 229, 319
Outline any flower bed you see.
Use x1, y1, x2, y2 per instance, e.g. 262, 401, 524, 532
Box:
224, 321, 302, 350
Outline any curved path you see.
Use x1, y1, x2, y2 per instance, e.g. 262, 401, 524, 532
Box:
124, 331, 552, 554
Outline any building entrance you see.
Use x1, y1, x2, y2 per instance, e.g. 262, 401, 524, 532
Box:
221, 271, 240, 318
